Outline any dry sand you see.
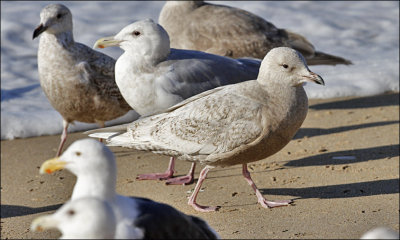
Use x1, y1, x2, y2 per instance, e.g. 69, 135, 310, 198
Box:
1, 92, 399, 239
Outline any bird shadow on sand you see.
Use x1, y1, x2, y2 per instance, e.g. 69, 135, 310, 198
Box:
283, 144, 399, 167
1, 203, 63, 219
260, 178, 399, 199
152, 144, 398, 180
294, 120, 398, 140
309, 92, 399, 110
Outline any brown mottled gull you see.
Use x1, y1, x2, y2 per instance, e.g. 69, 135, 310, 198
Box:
92, 19, 261, 185
39, 139, 219, 239
32, 4, 131, 157
159, 1, 352, 66
89, 47, 324, 212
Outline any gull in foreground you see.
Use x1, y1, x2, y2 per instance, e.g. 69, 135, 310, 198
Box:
31, 197, 116, 239
39, 139, 219, 239
93, 19, 261, 185
89, 47, 325, 212
159, 1, 352, 66
360, 227, 399, 239
32, 4, 131, 157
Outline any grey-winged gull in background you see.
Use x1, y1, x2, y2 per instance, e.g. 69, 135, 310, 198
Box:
92, 19, 261, 185
39, 139, 219, 239
88, 47, 325, 212
31, 197, 117, 239
32, 4, 131, 157
159, 1, 352, 66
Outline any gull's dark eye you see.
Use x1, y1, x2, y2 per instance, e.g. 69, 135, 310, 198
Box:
56, 13, 62, 19
132, 31, 141, 36
67, 210, 75, 216
282, 64, 289, 69
75, 151, 81, 156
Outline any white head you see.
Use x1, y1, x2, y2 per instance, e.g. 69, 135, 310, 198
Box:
93, 19, 170, 63
31, 197, 116, 239
40, 138, 117, 199
257, 47, 324, 87
33, 4, 73, 39
361, 227, 399, 239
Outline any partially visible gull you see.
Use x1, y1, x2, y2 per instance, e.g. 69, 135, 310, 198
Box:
360, 227, 399, 239
39, 138, 220, 239
31, 197, 116, 239
159, 1, 352, 66
32, 4, 131, 157
89, 47, 325, 212
93, 18, 261, 185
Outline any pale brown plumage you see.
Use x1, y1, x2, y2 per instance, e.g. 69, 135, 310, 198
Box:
89, 47, 325, 212
33, 4, 131, 156
159, 1, 352, 66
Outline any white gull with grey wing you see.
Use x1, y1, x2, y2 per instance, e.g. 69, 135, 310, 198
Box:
93, 19, 261, 184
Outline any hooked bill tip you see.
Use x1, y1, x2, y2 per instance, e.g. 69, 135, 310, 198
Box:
33, 24, 46, 39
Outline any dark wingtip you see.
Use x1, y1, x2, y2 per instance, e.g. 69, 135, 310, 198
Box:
307, 51, 353, 66
344, 59, 353, 65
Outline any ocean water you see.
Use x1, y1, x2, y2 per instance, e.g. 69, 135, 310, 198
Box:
1, 1, 399, 140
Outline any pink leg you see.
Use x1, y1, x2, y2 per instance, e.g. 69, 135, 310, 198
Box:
56, 120, 69, 157
165, 163, 196, 185
188, 166, 220, 212
242, 164, 292, 208
136, 157, 175, 180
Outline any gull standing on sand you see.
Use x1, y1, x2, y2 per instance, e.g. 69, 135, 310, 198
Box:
159, 1, 352, 66
31, 197, 117, 239
93, 19, 261, 184
32, 4, 131, 157
39, 139, 219, 239
89, 47, 325, 212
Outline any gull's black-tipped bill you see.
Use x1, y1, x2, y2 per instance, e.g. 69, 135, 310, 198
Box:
305, 71, 325, 85
314, 73, 325, 85
33, 24, 47, 39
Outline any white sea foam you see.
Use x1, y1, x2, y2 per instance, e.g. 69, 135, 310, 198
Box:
1, 1, 398, 140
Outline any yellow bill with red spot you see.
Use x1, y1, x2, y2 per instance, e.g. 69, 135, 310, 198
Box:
92, 36, 123, 49
39, 157, 67, 174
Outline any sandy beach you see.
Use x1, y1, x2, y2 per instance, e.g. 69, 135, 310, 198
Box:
1, 92, 399, 239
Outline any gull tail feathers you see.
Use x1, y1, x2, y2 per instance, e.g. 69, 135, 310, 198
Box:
84, 123, 130, 135
88, 132, 122, 140
89, 131, 157, 150
105, 133, 135, 148
284, 29, 352, 66
89, 132, 137, 148
306, 51, 353, 66
284, 29, 315, 57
